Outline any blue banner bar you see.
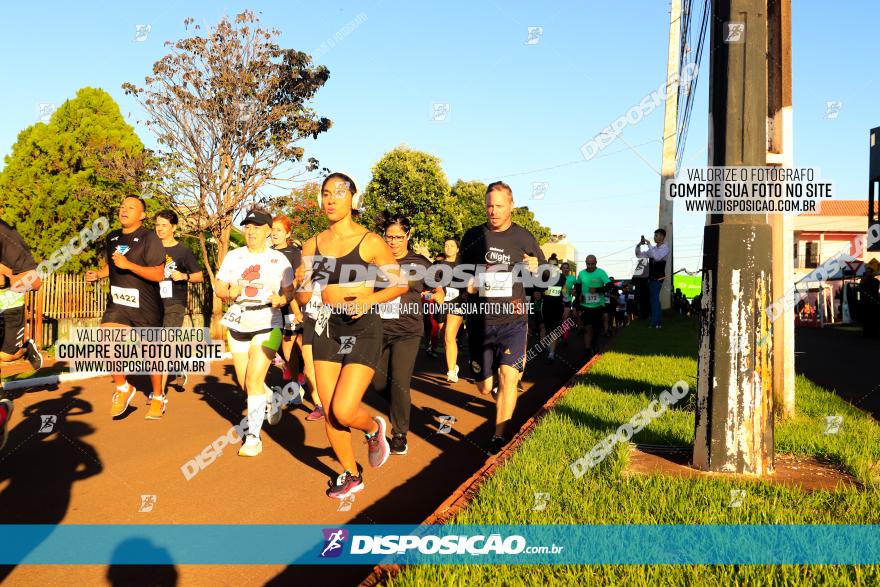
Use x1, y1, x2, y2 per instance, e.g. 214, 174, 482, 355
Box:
1, 525, 878, 565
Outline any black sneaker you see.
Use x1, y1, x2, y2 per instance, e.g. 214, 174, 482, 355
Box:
489, 435, 507, 455
25, 339, 43, 371
390, 433, 408, 455
326, 471, 365, 499
425, 347, 439, 359
0, 398, 12, 452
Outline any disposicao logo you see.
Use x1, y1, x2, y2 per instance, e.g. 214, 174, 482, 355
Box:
320, 528, 348, 558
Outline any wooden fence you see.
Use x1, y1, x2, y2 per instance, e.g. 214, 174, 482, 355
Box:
22, 274, 213, 348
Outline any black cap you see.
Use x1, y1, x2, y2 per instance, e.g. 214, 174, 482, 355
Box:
240, 209, 272, 227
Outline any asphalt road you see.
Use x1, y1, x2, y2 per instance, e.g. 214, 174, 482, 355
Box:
0, 326, 590, 586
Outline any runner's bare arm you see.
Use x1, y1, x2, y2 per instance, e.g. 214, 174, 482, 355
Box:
85, 264, 110, 282
270, 283, 296, 308
6, 269, 41, 293
215, 280, 242, 302
294, 237, 317, 306
291, 299, 304, 321
110, 253, 164, 283
172, 270, 204, 283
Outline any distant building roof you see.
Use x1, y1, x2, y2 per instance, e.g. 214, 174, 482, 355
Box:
802, 200, 869, 217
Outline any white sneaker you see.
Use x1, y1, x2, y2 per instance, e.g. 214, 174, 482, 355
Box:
446, 365, 460, 383
265, 384, 282, 426
238, 434, 262, 457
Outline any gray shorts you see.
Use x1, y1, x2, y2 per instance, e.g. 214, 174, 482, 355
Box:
162, 305, 187, 328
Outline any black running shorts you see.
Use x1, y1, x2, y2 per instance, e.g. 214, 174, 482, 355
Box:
312, 312, 383, 368
0, 306, 25, 355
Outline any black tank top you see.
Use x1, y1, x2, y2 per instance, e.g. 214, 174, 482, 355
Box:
312, 233, 371, 286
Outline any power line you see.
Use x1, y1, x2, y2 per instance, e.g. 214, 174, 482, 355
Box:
484, 139, 662, 182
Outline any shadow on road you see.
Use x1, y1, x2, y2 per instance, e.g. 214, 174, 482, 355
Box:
106, 538, 178, 586
0, 389, 101, 582
191, 374, 339, 481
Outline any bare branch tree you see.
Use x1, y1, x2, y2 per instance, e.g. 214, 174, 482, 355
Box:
123, 11, 331, 331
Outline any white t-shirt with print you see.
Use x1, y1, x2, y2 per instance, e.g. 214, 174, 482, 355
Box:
217, 246, 294, 332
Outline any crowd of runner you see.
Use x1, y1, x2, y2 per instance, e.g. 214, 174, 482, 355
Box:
0, 176, 666, 499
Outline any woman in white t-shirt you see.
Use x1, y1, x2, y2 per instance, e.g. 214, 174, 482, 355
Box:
216, 209, 295, 457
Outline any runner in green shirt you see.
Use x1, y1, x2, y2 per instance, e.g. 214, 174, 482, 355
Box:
575, 254, 610, 357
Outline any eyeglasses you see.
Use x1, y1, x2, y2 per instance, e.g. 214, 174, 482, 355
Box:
384, 234, 408, 242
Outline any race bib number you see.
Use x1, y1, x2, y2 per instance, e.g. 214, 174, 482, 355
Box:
546, 286, 562, 297
628, 294, 635, 300
283, 313, 296, 328
582, 293, 601, 305
220, 304, 243, 329
160, 280, 173, 299
305, 297, 321, 316
110, 286, 140, 308
315, 306, 331, 336
478, 271, 513, 298
379, 296, 401, 319
445, 287, 460, 302
604, 295, 611, 305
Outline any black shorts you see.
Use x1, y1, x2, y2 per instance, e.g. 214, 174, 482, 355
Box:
542, 305, 565, 333
0, 305, 25, 355
312, 312, 383, 368
580, 306, 605, 331
301, 315, 317, 346
102, 304, 161, 328
467, 319, 528, 383
162, 305, 186, 328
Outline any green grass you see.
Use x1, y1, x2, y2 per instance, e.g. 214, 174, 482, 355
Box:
390, 316, 880, 586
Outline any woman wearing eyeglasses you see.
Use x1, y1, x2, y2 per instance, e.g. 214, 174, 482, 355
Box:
373, 214, 444, 456
295, 173, 407, 499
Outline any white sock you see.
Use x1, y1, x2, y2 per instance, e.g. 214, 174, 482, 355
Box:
247, 395, 266, 439
116, 382, 130, 392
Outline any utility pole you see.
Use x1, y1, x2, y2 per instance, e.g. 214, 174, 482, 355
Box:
693, 0, 774, 475
658, 0, 681, 310
767, 0, 795, 419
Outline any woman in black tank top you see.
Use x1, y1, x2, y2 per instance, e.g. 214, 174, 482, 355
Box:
295, 173, 407, 499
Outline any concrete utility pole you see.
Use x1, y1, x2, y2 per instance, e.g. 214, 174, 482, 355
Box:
767, 0, 795, 419
693, 0, 774, 475
658, 0, 681, 310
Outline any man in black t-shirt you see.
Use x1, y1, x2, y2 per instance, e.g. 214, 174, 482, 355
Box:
458, 181, 546, 454
86, 196, 167, 420
0, 220, 43, 451
154, 209, 203, 393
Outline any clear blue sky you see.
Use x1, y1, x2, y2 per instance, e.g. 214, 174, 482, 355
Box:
1, 1, 877, 277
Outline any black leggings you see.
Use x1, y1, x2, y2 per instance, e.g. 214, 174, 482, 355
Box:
371, 335, 421, 436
